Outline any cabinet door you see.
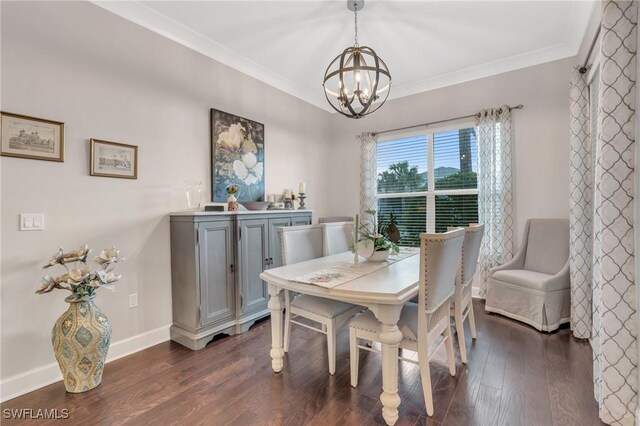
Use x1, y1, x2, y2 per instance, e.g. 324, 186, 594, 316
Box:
239, 219, 269, 314
292, 214, 312, 226
268, 217, 291, 269
198, 221, 235, 327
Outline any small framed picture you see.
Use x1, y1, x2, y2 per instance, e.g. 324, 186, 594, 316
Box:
1, 111, 64, 162
90, 139, 138, 179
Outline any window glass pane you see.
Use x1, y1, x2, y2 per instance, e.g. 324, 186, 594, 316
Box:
433, 128, 477, 190
377, 135, 428, 194
435, 194, 479, 233
378, 196, 426, 247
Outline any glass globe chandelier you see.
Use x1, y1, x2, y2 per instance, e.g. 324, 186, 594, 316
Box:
323, 0, 391, 119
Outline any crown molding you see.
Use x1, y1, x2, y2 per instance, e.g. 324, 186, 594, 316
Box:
89, 0, 334, 113
390, 42, 576, 101
391, 1, 595, 101
89, 0, 595, 114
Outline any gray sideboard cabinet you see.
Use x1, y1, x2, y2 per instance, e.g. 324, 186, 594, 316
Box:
169, 210, 312, 350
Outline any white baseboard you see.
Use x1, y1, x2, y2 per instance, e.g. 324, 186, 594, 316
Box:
0, 324, 171, 403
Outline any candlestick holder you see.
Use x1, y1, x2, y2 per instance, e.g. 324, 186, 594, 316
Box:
298, 193, 307, 210
284, 197, 294, 210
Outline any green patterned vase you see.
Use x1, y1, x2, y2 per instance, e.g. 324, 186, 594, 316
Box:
52, 297, 111, 393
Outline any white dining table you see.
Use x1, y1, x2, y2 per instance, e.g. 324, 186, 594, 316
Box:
259, 251, 420, 426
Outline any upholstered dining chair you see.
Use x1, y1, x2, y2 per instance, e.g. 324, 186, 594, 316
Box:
322, 221, 354, 256
279, 225, 361, 375
448, 224, 484, 364
349, 228, 465, 417
318, 216, 353, 223
485, 218, 570, 332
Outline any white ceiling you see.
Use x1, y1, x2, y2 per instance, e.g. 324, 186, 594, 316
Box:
92, 1, 595, 112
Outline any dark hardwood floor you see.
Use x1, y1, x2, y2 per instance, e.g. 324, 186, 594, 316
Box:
2, 300, 603, 425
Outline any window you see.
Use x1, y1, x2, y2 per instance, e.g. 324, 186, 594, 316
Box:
376, 123, 478, 246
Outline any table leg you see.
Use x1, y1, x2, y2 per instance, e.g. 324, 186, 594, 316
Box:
374, 304, 404, 425
268, 284, 284, 373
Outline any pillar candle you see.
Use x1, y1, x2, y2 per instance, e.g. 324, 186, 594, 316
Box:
298, 182, 306, 194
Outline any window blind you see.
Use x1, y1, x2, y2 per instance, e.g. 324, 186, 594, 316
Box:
377, 135, 428, 194
434, 194, 478, 233
433, 129, 478, 190
433, 128, 479, 232
376, 126, 479, 245
377, 196, 426, 247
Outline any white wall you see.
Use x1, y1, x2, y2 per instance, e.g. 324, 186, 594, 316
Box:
327, 57, 574, 249
0, 1, 333, 399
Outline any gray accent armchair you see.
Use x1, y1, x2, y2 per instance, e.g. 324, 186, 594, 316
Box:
485, 219, 570, 332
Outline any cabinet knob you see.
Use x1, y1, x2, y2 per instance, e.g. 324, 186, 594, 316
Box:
230, 264, 234, 273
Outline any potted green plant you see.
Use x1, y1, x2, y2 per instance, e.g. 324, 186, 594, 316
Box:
353, 210, 400, 262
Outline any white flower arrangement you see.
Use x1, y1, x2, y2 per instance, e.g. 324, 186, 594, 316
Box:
37, 245, 125, 302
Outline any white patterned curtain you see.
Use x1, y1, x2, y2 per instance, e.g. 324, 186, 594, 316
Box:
569, 67, 594, 339
358, 132, 378, 228
476, 106, 514, 297
591, 1, 637, 424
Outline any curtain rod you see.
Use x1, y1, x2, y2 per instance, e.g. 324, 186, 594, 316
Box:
579, 25, 601, 74
372, 104, 524, 137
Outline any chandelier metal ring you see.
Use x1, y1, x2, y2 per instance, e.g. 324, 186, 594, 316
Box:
322, 0, 391, 119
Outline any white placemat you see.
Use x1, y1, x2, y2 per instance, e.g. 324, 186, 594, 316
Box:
292, 247, 419, 289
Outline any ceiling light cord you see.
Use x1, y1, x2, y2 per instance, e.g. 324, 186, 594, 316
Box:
353, 3, 359, 47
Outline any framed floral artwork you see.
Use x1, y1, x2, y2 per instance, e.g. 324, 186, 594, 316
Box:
210, 109, 265, 202
0, 111, 64, 162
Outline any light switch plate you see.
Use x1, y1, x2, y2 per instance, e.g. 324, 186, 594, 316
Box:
20, 213, 44, 231
129, 293, 138, 308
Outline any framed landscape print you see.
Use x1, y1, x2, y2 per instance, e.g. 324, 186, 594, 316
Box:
211, 109, 265, 202
90, 139, 138, 179
0, 111, 64, 162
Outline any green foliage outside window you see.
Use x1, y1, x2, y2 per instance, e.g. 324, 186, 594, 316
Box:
377, 162, 478, 245
377, 162, 426, 193
433, 171, 478, 233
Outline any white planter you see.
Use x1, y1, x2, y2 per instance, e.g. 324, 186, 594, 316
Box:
367, 249, 390, 262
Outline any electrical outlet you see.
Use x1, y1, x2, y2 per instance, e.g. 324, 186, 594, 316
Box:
129, 293, 138, 308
